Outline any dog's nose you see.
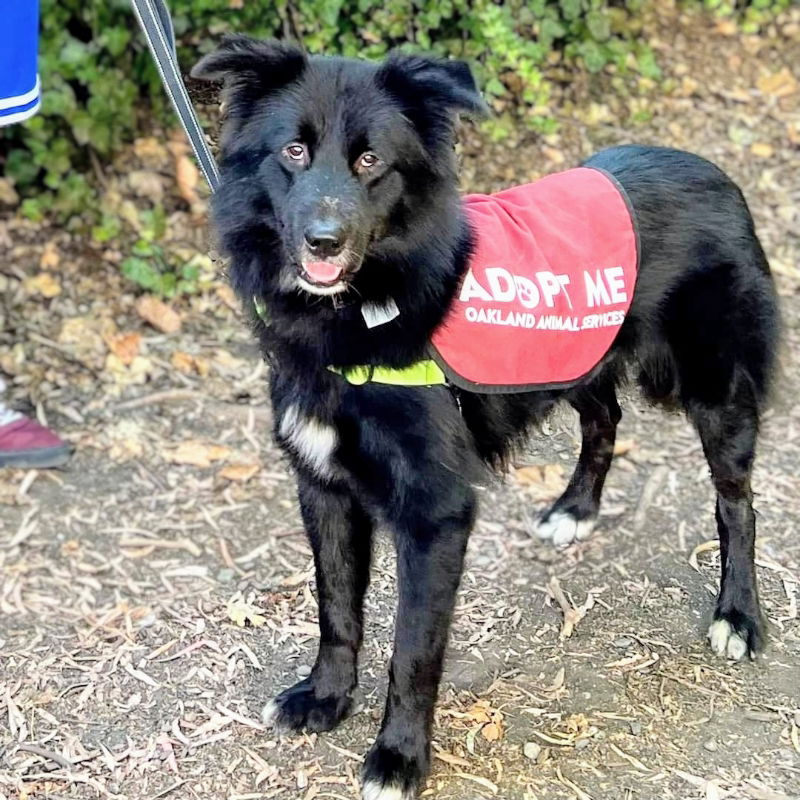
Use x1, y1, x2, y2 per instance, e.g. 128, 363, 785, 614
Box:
304, 220, 346, 257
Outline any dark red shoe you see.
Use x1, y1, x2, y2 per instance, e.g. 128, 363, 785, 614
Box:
0, 416, 73, 468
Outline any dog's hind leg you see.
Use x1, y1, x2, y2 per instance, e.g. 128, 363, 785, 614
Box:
263, 474, 373, 732
690, 384, 765, 660
535, 372, 621, 547
361, 487, 476, 800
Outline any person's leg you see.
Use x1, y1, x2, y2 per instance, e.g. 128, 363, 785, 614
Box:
0, 2, 71, 469
0, 0, 41, 127
0, 376, 71, 468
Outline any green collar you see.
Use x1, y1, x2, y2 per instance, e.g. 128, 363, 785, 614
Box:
252, 295, 446, 387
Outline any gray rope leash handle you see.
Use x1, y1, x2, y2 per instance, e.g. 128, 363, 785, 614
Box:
130, 0, 220, 192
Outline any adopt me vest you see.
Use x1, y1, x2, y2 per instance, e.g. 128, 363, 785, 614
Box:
429, 166, 639, 393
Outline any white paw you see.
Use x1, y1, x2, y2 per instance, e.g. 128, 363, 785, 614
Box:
261, 699, 280, 727
534, 511, 595, 547
708, 618, 749, 661
362, 781, 412, 800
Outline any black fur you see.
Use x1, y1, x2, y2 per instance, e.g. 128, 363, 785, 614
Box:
193, 38, 779, 799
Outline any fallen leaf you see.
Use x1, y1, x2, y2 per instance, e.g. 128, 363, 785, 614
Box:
171, 350, 210, 376
104, 332, 141, 366
108, 429, 145, 461
542, 145, 565, 165
105, 354, 153, 386
361, 29, 382, 45
613, 438, 636, 456
134, 137, 169, 167
164, 440, 231, 468
555, 766, 592, 800
688, 539, 719, 572
706, 780, 723, 800
128, 169, 165, 203
432, 747, 471, 769
770, 259, 800, 280
59, 316, 115, 366
39, 242, 60, 270
715, 19, 737, 36
548, 575, 595, 640
227, 591, 267, 628
452, 773, 498, 795
213, 348, 247, 374
545, 667, 566, 695
674, 769, 710, 789
481, 721, 503, 742
216, 284, 239, 311
513, 463, 565, 501
176, 154, 200, 207
757, 67, 797, 99
168, 141, 203, 211
0, 177, 19, 206
680, 76, 699, 97
750, 142, 774, 158
464, 701, 492, 725
136, 295, 182, 333
219, 462, 261, 483
564, 713, 590, 737
24, 272, 61, 298
280, 571, 311, 588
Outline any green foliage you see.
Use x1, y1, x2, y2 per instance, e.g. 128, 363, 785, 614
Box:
1, 0, 660, 226
699, 0, 790, 33
118, 206, 209, 297
0, 0, 789, 228
121, 244, 203, 297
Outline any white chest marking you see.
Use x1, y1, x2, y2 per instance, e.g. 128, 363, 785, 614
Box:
279, 405, 338, 477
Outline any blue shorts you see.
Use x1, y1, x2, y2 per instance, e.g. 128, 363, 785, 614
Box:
0, 1, 40, 126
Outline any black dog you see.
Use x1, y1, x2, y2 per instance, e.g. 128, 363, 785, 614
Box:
193, 36, 779, 800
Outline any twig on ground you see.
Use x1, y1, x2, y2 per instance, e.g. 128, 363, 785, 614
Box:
15, 743, 74, 770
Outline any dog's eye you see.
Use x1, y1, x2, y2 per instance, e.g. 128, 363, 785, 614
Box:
282, 143, 308, 165
356, 152, 381, 173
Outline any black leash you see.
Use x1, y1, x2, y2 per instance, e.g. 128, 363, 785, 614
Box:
130, 0, 220, 192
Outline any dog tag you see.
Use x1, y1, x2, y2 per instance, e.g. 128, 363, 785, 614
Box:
361, 297, 400, 329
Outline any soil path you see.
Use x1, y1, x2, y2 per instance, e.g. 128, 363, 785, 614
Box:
1, 8, 798, 800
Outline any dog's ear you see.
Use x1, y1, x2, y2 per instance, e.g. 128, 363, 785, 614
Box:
378, 53, 488, 118
191, 35, 307, 102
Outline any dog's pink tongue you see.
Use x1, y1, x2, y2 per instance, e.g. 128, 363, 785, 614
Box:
304, 261, 343, 283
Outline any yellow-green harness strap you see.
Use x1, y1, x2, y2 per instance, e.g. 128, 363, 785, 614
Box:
253, 295, 446, 387
328, 361, 446, 387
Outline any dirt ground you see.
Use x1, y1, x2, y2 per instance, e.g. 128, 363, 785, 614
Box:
1, 6, 799, 800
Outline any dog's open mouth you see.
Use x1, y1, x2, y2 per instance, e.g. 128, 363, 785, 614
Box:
300, 260, 345, 287
295, 255, 362, 296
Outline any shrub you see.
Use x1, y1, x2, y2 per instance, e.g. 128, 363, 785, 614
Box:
1, 0, 661, 223
0, 0, 788, 225
699, 0, 791, 33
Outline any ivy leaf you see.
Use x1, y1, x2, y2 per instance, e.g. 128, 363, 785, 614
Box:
559, 0, 582, 21
580, 40, 608, 73
586, 10, 611, 42
636, 46, 662, 80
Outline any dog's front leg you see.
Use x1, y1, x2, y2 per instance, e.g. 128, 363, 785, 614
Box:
263, 472, 373, 732
362, 488, 476, 800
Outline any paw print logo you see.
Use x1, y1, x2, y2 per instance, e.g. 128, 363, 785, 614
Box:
514, 276, 541, 309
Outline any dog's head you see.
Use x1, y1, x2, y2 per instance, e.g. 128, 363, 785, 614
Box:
192, 36, 486, 298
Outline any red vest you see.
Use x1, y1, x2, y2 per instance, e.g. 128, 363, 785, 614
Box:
430, 167, 638, 393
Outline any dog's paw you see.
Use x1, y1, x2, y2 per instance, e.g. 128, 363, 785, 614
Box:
262, 678, 352, 733
707, 610, 764, 661
534, 510, 595, 548
361, 743, 426, 800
